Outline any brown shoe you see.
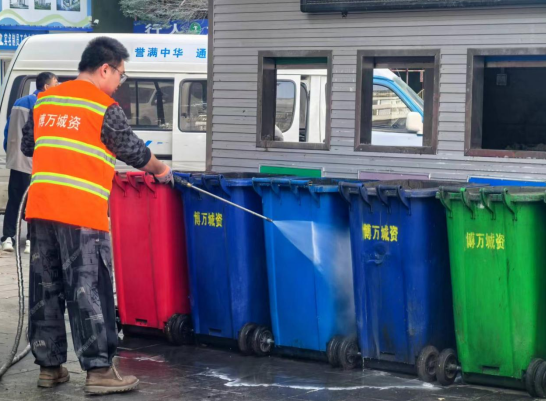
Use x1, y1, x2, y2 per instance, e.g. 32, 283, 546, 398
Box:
84, 365, 139, 395
37, 365, 70, 388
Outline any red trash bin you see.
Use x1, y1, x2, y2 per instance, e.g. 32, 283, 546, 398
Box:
110, 172, 192, 345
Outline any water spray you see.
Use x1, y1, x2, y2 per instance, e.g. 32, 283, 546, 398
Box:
174, 176, 274, 223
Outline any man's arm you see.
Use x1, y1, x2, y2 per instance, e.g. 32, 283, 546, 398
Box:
21, 108, 35, 157
101, 104, 169, 176
3, 115, 10, 152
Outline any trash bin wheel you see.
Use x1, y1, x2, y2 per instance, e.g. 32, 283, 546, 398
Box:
436, 348, 458, 386
416, 345, 439, 383
534, 360, 546, 398
238, 323, 257, 356
165, 314, 194, 346
327, 335, 344, 368
251, 326, 274, 357
526, 358, 544, 397
338, 336, 360, 370
164, 314, 181, 344
115, 307, 122, 334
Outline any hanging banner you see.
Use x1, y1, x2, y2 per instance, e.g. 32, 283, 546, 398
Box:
134, 19, 208, 35
301, 0, 546, 13
0, 0, 91, 30
0, 28, 46, 49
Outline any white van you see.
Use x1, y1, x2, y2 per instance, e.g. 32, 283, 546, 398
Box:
0, 33, 208, 170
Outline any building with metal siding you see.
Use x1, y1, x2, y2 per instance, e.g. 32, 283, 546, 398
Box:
207, 0, 546, 182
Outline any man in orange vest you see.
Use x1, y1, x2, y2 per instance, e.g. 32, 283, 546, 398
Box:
21, 37, 173, 395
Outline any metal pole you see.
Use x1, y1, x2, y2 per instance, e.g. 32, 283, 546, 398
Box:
177, 180, 274, 223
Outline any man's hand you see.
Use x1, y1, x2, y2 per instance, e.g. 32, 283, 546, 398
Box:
154, 165, 173, 186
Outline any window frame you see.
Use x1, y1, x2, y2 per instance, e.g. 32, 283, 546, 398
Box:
178, 78, 208, 133
256, 50, 333, 150
355, 49, 440, 155
114, 77, 175, 132
465, 47, 546, 159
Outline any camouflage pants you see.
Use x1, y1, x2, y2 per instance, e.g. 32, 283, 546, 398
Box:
28, 219, 117, 371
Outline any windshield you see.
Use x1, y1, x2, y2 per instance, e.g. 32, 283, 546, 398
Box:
392, 75, 424, 112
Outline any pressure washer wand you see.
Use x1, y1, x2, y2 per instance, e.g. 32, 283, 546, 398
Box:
174, 176, 274, 223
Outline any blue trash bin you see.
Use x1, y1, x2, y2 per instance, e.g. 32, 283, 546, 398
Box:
337, 180, 458, 379
174, 172, 272, 356
252, 177, 357, 361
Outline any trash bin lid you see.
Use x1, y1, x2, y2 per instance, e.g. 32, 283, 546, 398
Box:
174, 172, 280, 187
253, 177, 365, 194
439, 186, 546, 203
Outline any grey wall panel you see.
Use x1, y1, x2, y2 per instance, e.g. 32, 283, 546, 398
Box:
210, 0, 546, 181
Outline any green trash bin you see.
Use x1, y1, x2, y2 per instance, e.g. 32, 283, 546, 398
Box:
437, 187, 546, 397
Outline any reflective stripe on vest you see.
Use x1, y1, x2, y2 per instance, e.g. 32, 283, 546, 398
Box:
31, 172, 110, 201
35, 136, 116, 168
35, 95, 108, 116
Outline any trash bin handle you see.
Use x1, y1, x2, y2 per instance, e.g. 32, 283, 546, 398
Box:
479, 188, 496, 220
502, 189, 517, 221
377, 185, 411, 215
438, 187, 453, 218
113, 172, 127, 197
461, 188, 476, 219
359, 186, 373, 213
143, 174, 157, 198
338, 182, 362, 204
271, 178, 291, 197
251, 177, 269, 196
201, 174, 214, 191
125, 172, 142, 195
202, 174, 232, 198
377, 185, 399, 213
288, 179, 304, 201
177, 173, 193, 182
478, 188, 516, 220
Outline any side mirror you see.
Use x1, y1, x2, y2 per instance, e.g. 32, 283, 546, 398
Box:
406, 112, 423, 135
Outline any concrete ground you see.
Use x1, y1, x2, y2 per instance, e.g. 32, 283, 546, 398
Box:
0, 220, 539, 400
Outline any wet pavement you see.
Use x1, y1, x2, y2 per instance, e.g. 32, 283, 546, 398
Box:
0, 228, 539, 400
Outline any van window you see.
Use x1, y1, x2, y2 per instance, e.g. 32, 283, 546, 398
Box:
299, 83, 309, 142
21, 76, 72, 98
113, 79, 174, 130
275, 80, 296, 133
372, 85, 410, 132
7, 76, 72, 117
179, 80, 207, 132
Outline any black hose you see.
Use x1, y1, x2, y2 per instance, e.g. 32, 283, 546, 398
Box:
0, 187, 31, 379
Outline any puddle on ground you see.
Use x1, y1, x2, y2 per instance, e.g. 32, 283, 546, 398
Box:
201, 368, 440, 392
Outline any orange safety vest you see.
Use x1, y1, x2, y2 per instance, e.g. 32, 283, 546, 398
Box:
26, 80, 117, 232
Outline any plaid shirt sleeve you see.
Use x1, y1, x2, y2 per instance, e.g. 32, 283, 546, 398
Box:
101, 104, 151, 169
21, 107, 35, 157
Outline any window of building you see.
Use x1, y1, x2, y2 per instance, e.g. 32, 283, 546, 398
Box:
355, 50, 439, 154
466, 49, 546, 158
257, 51, 332, 150
179, 80, 207, 132
113, 79, 174, 130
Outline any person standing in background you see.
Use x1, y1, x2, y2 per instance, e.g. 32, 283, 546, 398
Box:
1, 72, 58, 253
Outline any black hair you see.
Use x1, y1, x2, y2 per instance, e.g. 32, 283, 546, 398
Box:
36, 72, 57, 91
78, 37, 130, 73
